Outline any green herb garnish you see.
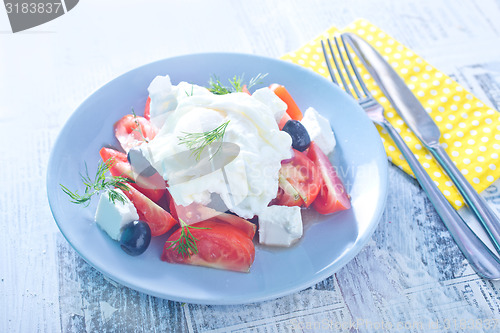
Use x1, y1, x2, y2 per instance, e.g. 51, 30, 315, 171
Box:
208, 73, 268, 95
228, 75, 244, 92
208, 75, 232, 95
165, 219, 210, 258
177, 120, 230, 160
60, 158, 132, 206
185, 85, 194, 97
246, 72, 268, 90
131, 107, 149, 143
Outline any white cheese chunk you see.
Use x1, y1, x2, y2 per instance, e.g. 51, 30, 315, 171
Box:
301, 107, 336, 155
94, 189, 139, 241
147, 75, 177, 128
252, 87, 287, 123
258, 206, 303, 247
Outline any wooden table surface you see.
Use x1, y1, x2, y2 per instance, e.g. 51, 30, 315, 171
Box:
2, 0, 500, 332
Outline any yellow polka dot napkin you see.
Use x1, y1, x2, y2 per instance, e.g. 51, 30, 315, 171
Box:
281, 19, 500, 210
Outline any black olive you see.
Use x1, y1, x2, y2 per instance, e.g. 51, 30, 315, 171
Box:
120, 220, 151, 256
282, 120, 311, 152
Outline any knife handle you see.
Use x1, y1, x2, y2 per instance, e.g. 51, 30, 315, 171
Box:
382, 119, 500, 279
429, 145, 500, 254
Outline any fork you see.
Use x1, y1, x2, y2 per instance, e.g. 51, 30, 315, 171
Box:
321, 35, 500, 279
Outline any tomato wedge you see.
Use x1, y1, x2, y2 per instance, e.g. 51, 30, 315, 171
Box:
307, 142, 351, 214
169, 200, 256, 239
270, 175, 304, 207
144, 97, 151, 120
215, 213, 256, 239
279, 149, 322, 207
161, 219, 255, 272
269, 84, 303, 120
241, 85, 251, 95
99, 147, 166, 203
122, 186, 177, 237
167, 190, 177, 218
114, 114, 157, 153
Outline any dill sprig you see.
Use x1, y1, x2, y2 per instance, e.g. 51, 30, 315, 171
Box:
229, 75, 244, 92
177, 120, 230, 160
185, 85, 194, 97
208, 75, 232, 95
131, 107, 149, 143
60, 158, 133, 207
246, 72, 268, 90
208, 73, 268, 95
165, 219, 210, 258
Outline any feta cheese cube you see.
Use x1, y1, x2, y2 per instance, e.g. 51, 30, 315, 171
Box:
301, 107, 336, 155
147, 75, 178, 128
252, 87, 288, 123
258, 205, 303, 247
94, 189, 139, 241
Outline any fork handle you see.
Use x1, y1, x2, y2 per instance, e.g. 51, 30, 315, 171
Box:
382, 119, 500, 279
429, 145, 500, 254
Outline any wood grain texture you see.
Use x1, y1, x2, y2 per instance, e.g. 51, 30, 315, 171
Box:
2, 0, 500, 332
57, 236, 188, 333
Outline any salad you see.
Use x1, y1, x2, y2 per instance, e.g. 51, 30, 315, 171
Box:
61, 74, 351, 273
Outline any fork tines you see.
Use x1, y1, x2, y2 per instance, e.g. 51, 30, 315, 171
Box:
321, 35, 371, 100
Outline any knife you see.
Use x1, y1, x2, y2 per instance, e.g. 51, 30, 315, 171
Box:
342, 32, 500, 255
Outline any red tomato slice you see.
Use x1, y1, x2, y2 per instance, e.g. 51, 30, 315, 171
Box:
167, 190, 177, 219
241, 85, 251, 95
307, 142, 351, 214
99, 147, 166, 203
161, 220, 255, 272
269, 84, 303, 121
270, 175, 304, 207
114, 114, 157, 153
144, 97, 151, 120
122, 186, 177, 237
214, 213, 256, 239
169, 200, 256, 239
279, 149, 322, 207
100, 146, 129, 164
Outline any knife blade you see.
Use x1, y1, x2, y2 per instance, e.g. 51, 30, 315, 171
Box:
342, 32, 500, 255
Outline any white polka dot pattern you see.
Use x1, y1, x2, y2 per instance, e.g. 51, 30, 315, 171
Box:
281, 19, 500, 210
